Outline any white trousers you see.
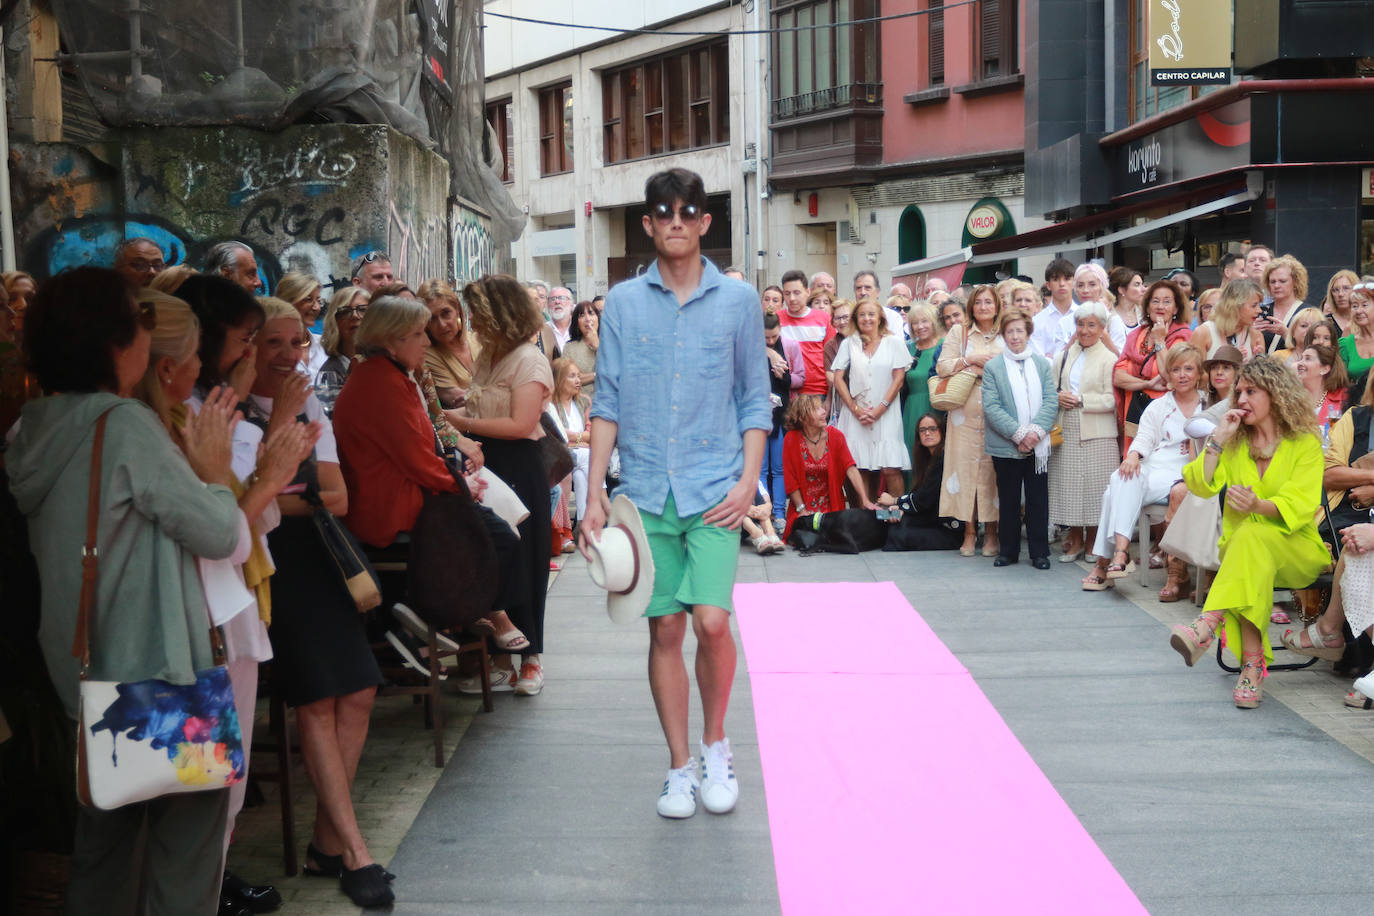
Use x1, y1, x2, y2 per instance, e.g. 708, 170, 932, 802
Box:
1092, 460, 1179, 557
571, 446, 590, 520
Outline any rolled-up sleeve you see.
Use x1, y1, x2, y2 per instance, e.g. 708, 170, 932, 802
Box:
734, 303, 773, 435
590, 294, 623, 424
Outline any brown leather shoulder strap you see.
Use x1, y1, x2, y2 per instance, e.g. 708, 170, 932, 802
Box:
71, 408, 116, 670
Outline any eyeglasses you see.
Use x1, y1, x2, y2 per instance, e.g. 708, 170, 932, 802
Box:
550, 294, 573, 301
650, 202, 702, 223
127, 258, 165, 273
136, 299, 157, 331
917, 426, 940, 435
898, 305, 911, 313
337, 306, 368, 319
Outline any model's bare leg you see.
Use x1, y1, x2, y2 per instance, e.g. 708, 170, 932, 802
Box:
648, 612, 691, 768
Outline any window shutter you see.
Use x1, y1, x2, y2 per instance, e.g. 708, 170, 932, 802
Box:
981, 0, 1002, 77
929, 0, 945, 86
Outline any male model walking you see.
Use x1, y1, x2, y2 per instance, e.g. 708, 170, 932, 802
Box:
582, 167, 771, 818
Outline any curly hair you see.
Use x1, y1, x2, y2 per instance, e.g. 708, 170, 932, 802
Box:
1234, 355, 1318, 443
1262, 254, 1308, 302
783, 393, 826, 432
464, 274, 543, 362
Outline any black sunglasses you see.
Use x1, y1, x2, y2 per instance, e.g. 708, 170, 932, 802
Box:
650, 202, 702, 224
352, 250, 389, 275
136, 299, 157, 331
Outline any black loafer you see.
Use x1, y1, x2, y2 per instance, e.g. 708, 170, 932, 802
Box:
340, 864, 395, 908
222, 872, 282, 914
992, 556, 1017, 567
217, 892, 251, 916
1031, 557, 1051, 570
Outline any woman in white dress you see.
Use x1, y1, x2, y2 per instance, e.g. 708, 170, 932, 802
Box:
832, 298, 913, 498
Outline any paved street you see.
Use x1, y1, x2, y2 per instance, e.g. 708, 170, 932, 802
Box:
229, 545, 1374, 915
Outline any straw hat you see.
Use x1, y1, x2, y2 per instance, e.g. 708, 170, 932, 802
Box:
586, 495, 655, 624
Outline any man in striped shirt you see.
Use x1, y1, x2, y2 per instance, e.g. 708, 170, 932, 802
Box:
777, 268, 834, 397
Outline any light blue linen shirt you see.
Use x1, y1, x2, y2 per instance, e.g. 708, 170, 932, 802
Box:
590, 257, 772, 516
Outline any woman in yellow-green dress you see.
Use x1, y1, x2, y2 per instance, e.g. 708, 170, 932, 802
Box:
1167, 356, 1329, 709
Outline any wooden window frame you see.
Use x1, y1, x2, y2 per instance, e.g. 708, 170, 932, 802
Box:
975, 0, 1018, 80
601, 41, 729, 165
1126, 0, 1211, 123
770, 0, 881, 120
539, 81, 573, 176
485, 97, 513, 184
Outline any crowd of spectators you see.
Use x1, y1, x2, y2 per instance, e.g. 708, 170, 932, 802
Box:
6, 221, 1374, 915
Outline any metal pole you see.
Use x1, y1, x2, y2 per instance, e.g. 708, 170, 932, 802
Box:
233, 0, 245, 69
0, 25, 16, 272
128, 0, 142, 79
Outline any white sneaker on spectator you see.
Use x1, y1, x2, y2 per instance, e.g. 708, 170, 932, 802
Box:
454, 667, 516, 694
392, 603, 463, 654
657, 758, 699, 819
699, 738, 738, 814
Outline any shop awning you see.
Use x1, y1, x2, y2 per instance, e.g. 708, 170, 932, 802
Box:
890, 177, 1260, 284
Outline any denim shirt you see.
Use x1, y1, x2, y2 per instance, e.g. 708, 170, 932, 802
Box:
590, 258, 772, 516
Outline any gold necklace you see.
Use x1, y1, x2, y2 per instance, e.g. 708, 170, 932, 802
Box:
1248, 437, 1279, 461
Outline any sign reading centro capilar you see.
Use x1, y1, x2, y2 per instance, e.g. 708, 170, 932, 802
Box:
1148, 0, 1233, 87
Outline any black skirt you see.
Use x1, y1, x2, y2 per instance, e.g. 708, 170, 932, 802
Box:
476, 436, 551, 655
266, 514, 383, 707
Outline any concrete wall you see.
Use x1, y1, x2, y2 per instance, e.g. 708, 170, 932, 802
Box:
12, 124, 490, 292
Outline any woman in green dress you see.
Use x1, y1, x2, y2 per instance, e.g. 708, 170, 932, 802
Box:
902, 301, 943, 474
1167, 356, 1329, 709
1338, 282, 1374, 402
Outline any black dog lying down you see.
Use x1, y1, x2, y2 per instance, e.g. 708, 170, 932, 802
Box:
787, 508, 964, 554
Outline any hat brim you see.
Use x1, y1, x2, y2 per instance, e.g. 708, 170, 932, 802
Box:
602, 495, 655, 624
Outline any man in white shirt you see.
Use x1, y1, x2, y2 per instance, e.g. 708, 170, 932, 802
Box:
855, 269, 904, 337
547, 287, 575, 350
1030, 258, 1078, 361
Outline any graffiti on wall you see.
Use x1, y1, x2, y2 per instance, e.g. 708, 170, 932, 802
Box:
451, 199, 494, 283
387, 201, 447, 286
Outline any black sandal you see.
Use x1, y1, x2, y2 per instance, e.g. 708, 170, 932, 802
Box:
340, 864, 395, 908
306, 843, 395, 882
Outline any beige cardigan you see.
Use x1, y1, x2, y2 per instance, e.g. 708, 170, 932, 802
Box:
1051, 341, 1117, 441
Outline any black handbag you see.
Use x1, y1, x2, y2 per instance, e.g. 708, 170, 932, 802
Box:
305, 487, 382, 613
538, 412, 575, 485
407, 490, 500, 627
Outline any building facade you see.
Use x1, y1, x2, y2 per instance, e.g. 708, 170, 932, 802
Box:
763, 0, 1050, 296
483, 0, 765, 297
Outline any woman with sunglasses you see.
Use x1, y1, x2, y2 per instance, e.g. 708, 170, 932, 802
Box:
315, 286, 370, 415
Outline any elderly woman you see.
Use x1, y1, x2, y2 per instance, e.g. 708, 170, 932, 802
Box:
1258, 254, 1309, 349
1322, 269, 1359, 334
238, 297, 394, 906
1191, 278, 1265, 362
782, 394, 875, 540
1048, 301, 1118, 562
1074, 263, 1121, 353
1169, 357, 1329, 709
982, 308, 1057, 568
936, 285, 1005, 556
1339, 281, 1374, 401
833, 298, 913, 498
562, 300, 600, 397
902, 301, 942, 471
1010, 281, 1042, 318
277, 270, 327, 380
7, 268, 243, 914
1082, 343, 1206, 589
450, 274, 554, 697
1115, 279, 1193, 437
316, 286, 370, 414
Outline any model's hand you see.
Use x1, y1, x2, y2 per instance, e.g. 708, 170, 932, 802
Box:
702, 479, 754, 530
578, 490, 612, 559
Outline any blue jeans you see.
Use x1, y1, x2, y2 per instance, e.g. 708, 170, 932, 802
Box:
761, 428, 786, 518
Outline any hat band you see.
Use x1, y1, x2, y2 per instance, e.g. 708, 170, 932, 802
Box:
609, 523, 639, 596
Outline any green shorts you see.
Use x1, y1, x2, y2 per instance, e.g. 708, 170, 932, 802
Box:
640, 491, 740, 617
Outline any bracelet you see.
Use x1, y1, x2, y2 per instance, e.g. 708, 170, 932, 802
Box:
1204, 436, 1224, 454
879, 398, 890, 408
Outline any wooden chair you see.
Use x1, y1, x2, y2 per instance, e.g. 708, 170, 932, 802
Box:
247, 664, 299, 876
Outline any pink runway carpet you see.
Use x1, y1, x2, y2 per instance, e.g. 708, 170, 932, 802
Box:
733, 581, 1146, 915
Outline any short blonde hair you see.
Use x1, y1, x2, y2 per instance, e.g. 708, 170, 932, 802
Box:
1161, 341, 1205, 391
275, 271, 321, 309
906, 301, 938, 335
322, 286, 369, 356
1262, 254, 1308, 302
356, 295, 430, 355
1285, 306, 1326, 350
1211, 278, 1263, 338
256, 296, 304, 331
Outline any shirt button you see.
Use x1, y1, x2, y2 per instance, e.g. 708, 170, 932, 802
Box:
674, 373, 680, 379
669, 438, 674, 444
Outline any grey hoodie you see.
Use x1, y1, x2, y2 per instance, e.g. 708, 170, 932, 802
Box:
7, 392, 239, 719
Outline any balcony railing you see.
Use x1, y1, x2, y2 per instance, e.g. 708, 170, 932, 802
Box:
770, 82, 883, 121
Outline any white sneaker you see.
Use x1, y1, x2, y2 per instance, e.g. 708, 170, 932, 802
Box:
699, 738, 739, 814
656, 758, 699, 819
454, 667, 516, 695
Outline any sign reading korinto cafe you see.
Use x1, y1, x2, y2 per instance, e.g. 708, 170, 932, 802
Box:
1148, 0, 1233, 86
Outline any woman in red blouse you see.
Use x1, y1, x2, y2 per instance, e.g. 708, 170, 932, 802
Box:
1114, 279, 1193, 438
781, 393, 876, 540
332, 295, 528, 651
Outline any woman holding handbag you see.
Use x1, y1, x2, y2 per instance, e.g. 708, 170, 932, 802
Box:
935, 285, 1004, 556
8, 268, 245, 915
452, 275, 555, 697
232, 295, 393, 907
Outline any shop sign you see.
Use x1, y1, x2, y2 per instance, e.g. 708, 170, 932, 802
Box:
416, 0, 455, 100
1115, 97, 1250, 194
965, 205, 1003, 239
1148, 0, 1233, 86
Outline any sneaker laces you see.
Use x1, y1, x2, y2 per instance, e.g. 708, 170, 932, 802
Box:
663, 759, 699, 797
701, 740, 734, 785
